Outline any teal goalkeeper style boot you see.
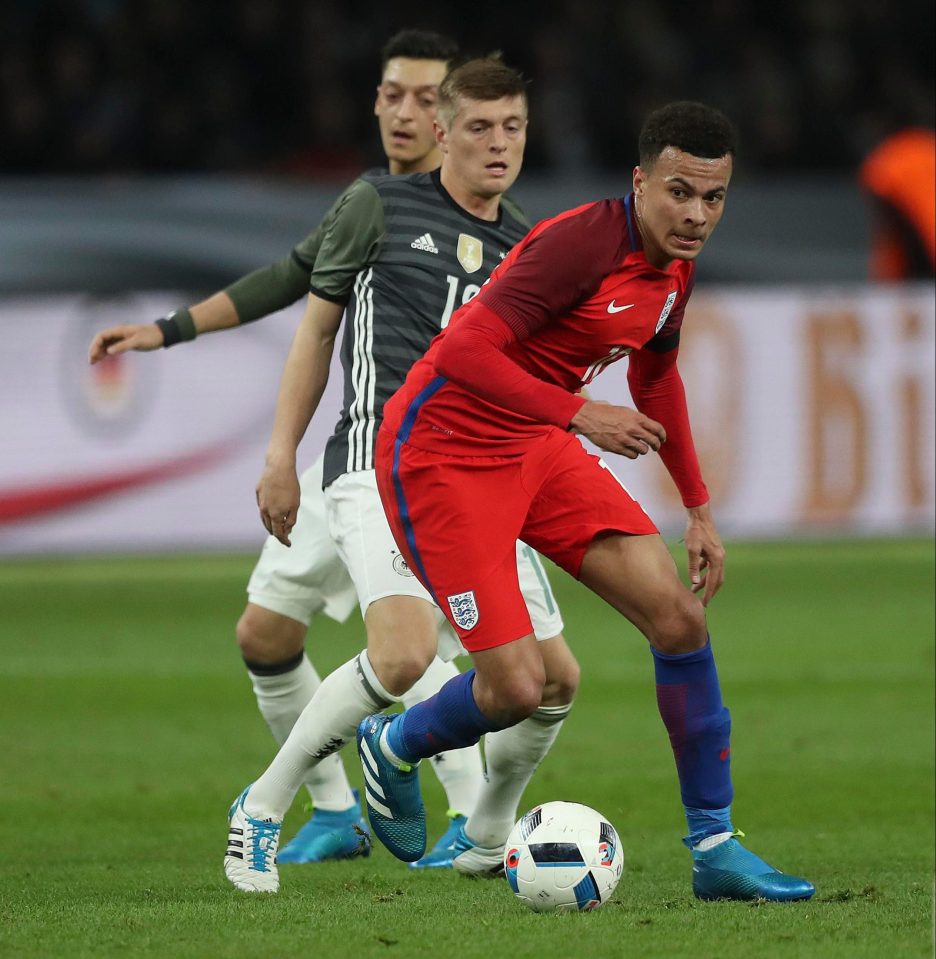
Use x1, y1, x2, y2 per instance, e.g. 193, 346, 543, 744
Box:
691, 833, 815, 902
277, 789, 371, 864
408, 812, 468, 869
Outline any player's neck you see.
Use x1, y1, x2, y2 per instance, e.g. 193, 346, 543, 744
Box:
389, 153, 443, 176
633, 197, 673, 271
438, 167, 501, 221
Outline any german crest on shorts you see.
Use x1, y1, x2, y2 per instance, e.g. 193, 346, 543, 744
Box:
447, 590, 479, 630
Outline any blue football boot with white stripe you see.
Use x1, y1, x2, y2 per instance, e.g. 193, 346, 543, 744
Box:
277, 789, 371, 864
356, 713, 426, 862
691, 832, 815, 902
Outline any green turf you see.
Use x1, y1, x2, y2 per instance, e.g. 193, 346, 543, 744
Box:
0, 539, 933, 958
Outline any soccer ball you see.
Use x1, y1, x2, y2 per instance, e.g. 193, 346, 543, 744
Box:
503, 801, 624, 913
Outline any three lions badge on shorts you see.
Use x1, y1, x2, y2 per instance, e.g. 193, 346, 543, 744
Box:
447, 590, 479, 630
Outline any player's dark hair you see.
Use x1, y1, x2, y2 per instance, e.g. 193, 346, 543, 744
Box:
380, 29, 459, 69
437, 56, 528, 128
638, 101, 738, 167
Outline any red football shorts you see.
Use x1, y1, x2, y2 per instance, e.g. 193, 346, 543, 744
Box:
375, 424, 658, 652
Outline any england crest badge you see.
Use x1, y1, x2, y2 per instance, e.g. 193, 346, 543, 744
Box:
655, 290, 678, 334
447, 590, 480, 630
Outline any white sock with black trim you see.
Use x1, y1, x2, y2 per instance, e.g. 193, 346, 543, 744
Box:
465, 703, 571, 848
245, 651, 394, 820
247, 652, 356, 812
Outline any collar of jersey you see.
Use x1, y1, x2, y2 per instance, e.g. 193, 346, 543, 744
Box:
431, 168, 504, 228
621, 192, 641, 254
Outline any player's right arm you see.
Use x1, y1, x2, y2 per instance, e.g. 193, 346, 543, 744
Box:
256, 294, 343, 546
86, 186, 350, 364
256, 174, 386, 546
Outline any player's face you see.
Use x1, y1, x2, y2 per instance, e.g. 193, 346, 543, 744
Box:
436, 95, 527, 201
375, 57, 448, 174
632, 147, 732, 269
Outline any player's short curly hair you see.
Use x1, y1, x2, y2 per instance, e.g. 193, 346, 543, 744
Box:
437, 56, 528, 129
380, 29, 459, 69
638, 101, 738, 167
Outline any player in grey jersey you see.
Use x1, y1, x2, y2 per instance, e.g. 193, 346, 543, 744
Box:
316, 168, 527, 488
89, 35, 575, 872
225, 57, 580, 893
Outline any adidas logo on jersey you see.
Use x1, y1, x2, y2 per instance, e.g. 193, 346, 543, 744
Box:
411, 233, 439, 254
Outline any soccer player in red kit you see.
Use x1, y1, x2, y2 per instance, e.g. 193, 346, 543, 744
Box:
358, 100, 815, 902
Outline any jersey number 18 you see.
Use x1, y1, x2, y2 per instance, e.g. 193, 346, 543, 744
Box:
440, 275, 482, 328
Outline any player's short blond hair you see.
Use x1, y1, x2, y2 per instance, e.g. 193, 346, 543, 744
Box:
437, 56, 528, 129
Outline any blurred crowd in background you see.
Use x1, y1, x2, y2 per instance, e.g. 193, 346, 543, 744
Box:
1, 0, 933, 178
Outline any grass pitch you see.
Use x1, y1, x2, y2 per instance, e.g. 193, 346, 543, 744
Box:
0, 538, 933, 958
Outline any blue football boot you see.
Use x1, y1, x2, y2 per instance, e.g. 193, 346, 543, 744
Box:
357, 713, 426, 862
408, 811, 468, 869
691, 831, 815, 902
277, 789, 371, 864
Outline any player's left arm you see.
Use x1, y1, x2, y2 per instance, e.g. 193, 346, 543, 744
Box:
627, 338, 725, 605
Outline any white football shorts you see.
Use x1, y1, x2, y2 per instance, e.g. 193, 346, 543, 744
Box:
324, 469, 564, 662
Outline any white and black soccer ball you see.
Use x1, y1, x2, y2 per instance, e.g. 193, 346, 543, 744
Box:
503, 801, 624, 913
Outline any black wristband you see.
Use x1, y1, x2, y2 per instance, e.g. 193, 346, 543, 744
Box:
155, 308, 197, 348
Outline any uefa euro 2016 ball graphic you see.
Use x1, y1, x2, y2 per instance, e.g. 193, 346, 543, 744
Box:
503, 801, 624, 912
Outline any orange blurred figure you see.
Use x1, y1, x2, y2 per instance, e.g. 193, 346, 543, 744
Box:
859, 128, 936, 280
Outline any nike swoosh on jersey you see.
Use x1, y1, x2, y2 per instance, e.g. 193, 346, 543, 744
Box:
607, 301, 635, 313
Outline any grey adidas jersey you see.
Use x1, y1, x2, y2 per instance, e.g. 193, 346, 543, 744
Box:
312, 169, 530, 488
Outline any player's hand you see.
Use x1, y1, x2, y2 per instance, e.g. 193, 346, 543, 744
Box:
684, 501, 725, 606
256, 460, 300, 546
569, 400, 666, 459
88, 323, 164, 363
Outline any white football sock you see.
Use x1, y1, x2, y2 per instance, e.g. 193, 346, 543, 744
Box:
466, 703, 571, 848
401, 656, 484, 818
248, 653, 356, 812
246, 651, 394, 820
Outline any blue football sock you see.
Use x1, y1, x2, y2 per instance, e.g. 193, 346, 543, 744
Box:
684, 804, 734, 848
386, 669, 501, 765
652, 640, 734, 841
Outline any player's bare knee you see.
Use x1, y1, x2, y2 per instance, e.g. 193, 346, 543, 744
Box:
541, 653, 580, 706
649, 594, 708, 655
369, 642, 436, 698
236, 605, 305, 664
364, 597, 438, 695
380, 657, 433, 697
537, 635, 580, 706
488, 672, 545, 723
236, 608, 267, 660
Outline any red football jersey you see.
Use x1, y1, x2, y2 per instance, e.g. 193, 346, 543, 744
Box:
383, 194, 695, 458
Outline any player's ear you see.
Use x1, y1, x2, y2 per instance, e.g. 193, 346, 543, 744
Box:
632, 165, 644, 195
374, 86, 382, 117
434, 119, 448, 151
